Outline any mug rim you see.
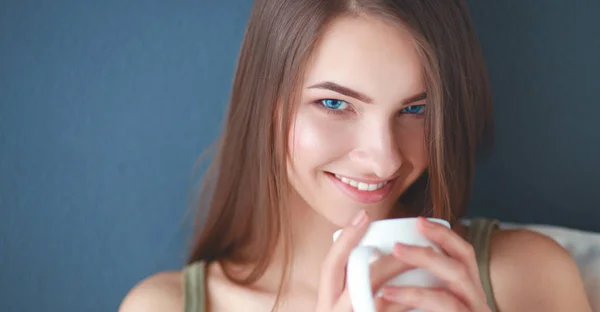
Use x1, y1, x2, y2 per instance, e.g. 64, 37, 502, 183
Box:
332, 217, 450, 242
368, 217, 450, 228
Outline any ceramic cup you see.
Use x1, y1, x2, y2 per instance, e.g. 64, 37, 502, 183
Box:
333, 218, 450, 312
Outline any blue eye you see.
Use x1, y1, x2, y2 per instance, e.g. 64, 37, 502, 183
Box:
320, 99, 348, 110
401, 104, 425, 114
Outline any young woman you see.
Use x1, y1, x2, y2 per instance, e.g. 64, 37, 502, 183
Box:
120, 1, 592, 311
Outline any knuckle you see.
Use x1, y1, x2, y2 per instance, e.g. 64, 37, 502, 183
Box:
411, 287, 424, 297
320, 257, 337, 272
429, 226, 444, 239
370, 255, 401, 287
320, 252, 342, 272
423, 246, 437, 258
462, 243, 476, 258
405, 288, 423, 304
370, 269, 386, 288
453, 264, 470, 281
448, 298, 463, 312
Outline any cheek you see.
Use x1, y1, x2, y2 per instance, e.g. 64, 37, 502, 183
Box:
396, 123, 428, 167
288, 110, 350, 165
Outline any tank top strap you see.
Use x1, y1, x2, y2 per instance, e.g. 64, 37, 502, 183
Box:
467, 218, 499, 312
183, 261, 206, 312
183, 221, 500, 312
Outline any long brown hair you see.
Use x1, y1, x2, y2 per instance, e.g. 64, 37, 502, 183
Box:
188, 0, 493, 302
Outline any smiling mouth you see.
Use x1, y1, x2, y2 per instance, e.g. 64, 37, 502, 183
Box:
331, 173, 392, 191
325, 172, 397, 204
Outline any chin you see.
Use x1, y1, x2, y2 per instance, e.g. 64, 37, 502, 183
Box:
313, 201, 396, 229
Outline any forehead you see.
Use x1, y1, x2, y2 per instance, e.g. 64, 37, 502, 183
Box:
303, 15, 425, 102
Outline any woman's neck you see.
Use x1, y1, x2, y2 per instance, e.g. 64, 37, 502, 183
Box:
254, 197, 420, 294
248, 201, 339, 295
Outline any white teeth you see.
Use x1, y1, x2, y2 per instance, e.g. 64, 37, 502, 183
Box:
334, 174, 388, 191
357, 182, 368, 191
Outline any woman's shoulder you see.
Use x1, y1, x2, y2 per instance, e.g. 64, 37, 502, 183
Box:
118, 269, 184, 312
489, 227, 591, 311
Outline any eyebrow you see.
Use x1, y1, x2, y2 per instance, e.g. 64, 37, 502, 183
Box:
307, 81, 427, 105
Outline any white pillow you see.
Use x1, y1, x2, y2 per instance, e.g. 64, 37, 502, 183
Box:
498, 222, 600, 310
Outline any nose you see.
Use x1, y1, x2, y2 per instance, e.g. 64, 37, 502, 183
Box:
348, 122, 403, 179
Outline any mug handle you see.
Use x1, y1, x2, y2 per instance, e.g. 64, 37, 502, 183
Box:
346, 246, 382, 312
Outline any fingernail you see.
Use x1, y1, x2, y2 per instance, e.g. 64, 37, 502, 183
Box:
384, 288, 412, 302
419, 217, 433, 227
351, 210, 367, 227
393, 242, 406, 255
394, 242, 406, 248
381, 286, 401, 299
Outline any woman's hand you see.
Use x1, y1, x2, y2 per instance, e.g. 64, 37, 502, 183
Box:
315, 210, 415, 312
380, 217, 491, 312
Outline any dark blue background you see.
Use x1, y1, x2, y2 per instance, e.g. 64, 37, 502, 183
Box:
1, 1, 598, 311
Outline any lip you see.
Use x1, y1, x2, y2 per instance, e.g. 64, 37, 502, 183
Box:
325, 172, 396, 204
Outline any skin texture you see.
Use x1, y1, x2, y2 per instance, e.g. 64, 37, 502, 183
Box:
286, 15, 428, 227
119, 15, 593, 312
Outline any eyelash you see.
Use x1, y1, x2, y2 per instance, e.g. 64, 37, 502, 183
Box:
314, 99, 426, 116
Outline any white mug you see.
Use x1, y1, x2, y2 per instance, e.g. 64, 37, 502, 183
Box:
333, 217, 451, 312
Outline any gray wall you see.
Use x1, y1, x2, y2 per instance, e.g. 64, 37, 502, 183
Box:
466, 0, 600, 230
0, 1, 598, 311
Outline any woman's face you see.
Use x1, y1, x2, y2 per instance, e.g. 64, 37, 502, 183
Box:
287, 15, 429, 227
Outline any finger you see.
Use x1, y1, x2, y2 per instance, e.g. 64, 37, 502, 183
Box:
317, 210, 370, 309
331, 287, 353, 311
369, 253, 414, 291
375, 296, 413, 312
392, 243, 479, 306
417, 217, 480, 283
381, 286, 470, 312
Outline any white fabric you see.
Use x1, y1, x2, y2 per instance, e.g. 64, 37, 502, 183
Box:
498, 222, 600, 310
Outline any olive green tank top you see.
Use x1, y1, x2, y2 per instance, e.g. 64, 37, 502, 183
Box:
183, 218, 499, 312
